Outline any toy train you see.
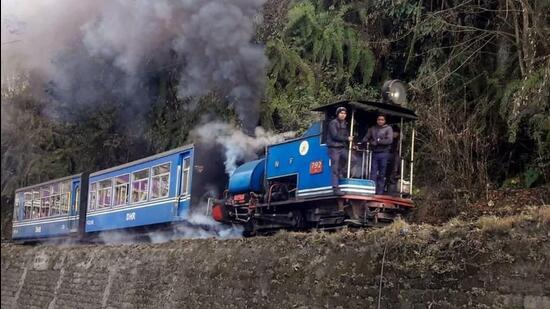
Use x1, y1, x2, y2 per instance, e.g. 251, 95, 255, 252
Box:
11, 82, 417, 241
11, 143, 228, 242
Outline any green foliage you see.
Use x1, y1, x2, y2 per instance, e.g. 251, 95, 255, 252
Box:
266, 38, 315, 93
500, 65, 550, 144
263, 0, 377, 131
284, 1, 375, 88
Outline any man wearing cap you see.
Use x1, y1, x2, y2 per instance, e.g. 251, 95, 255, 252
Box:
327, 106, 353, 195
363, 114, 393, 195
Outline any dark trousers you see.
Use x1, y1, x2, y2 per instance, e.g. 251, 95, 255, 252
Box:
385, 153, 400, 195
370, 152, 390, 195
329, 147, 348, 188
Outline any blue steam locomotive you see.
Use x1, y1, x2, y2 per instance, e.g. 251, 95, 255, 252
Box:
11, 80, 416, 241
211, 82, 417, 235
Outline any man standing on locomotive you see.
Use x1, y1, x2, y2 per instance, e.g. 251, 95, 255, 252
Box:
363, 114, 393, 195
327, 106, 353, 195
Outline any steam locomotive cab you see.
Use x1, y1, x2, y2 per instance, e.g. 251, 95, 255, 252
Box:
213, 81, 418, 235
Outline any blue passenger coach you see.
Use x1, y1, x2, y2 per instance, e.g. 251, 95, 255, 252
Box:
12, 174, 86, 242
85, 143, 226, 233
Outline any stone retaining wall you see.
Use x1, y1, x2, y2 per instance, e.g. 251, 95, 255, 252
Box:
2, 211, 549, 308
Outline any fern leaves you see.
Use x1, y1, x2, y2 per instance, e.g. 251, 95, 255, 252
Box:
271, 0, 375, 91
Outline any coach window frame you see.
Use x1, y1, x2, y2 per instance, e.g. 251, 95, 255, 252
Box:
32, 190, 40, 219
88, 182, 98, 211
50, 183, 60, 216
97, 178, 113, 209
113, 174, 130, 207
131, 168, 150, 203
181, 157, 191, 196
23, 191, 33, 220
151, 162, 171, 200
60, 180, 71, 215
38, 185, 51, 219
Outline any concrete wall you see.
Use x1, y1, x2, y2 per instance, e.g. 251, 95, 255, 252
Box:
2, 212, 549, 309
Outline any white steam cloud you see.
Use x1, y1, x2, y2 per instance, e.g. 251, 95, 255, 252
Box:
193, 121, 295, 175
1, 0, 267, 129
96, 214, 243, 245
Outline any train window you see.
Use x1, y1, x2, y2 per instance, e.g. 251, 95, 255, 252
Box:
98, 179, 113, 208
89, 182, 97, 211
39, 186, 50, 218
181, 157, 191, 195
132, 169, 149, 203
114, 174, 130, 206
60, 180, 71, 215
24, 192, 33, 220
50, 183, 60, 216
32, 190, 40, 219
50, 195, 60, 216
151, 163, 171, 200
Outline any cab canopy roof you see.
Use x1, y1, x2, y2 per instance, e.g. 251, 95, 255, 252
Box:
312, 100, 417, 121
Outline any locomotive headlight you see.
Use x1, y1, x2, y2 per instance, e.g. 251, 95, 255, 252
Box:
382, 79, 408, 106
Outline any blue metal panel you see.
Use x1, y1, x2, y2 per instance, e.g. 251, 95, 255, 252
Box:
266, 134, 376, 195
85, 198, 189, 232
228, 159, 265, 193
12, 216, 78, 240
266, 135, 332, 190
302, 121, 322, 137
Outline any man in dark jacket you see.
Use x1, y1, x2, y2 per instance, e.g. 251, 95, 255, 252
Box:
327, 106, 353, 195
362, 114, 393, 195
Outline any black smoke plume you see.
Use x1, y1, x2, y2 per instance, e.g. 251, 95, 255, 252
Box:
1, 0, 267, 130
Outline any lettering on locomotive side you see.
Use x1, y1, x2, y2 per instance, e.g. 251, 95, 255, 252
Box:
86, 219, 94, 226
126, 212, 136, 221
35, 226, 42, 233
